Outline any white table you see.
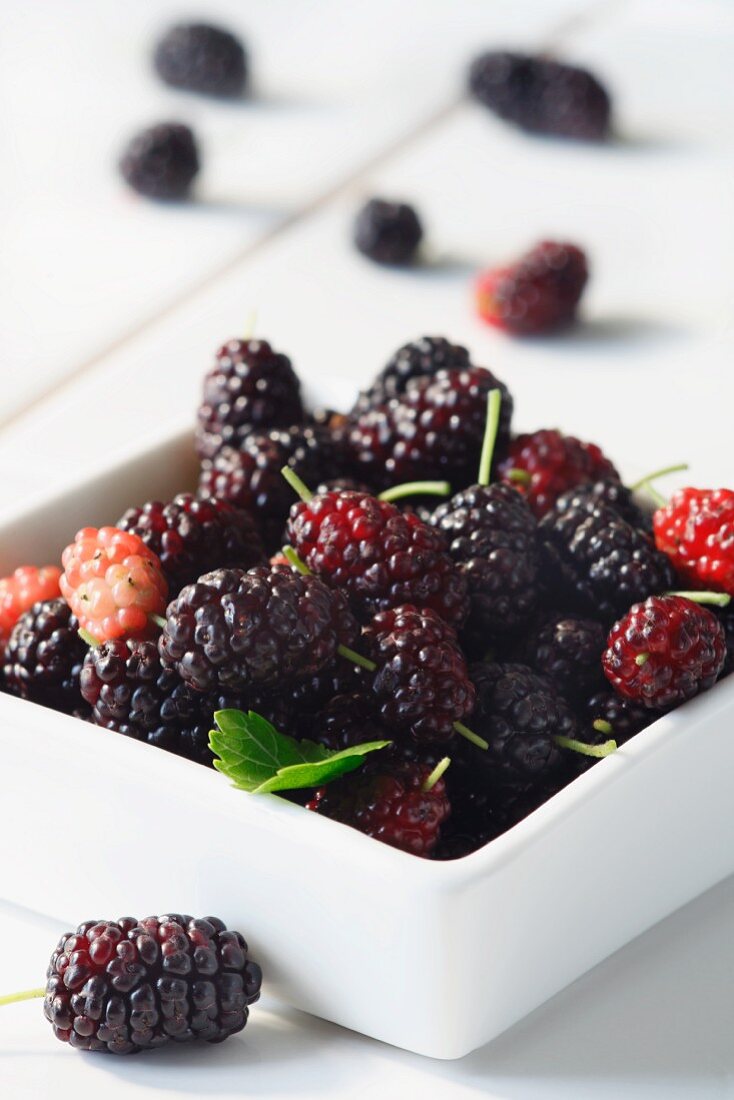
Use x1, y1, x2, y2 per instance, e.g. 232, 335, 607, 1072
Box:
2, 1, 734, 1095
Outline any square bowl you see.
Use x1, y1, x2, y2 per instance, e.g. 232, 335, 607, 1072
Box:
1, 427, 734, 1061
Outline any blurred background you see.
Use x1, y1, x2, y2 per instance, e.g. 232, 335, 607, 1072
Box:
1, 0, 732, 522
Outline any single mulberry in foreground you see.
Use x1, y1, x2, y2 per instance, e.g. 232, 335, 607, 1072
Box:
43, 914, 261, 1053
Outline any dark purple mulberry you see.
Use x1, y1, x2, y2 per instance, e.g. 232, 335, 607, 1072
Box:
154, 23, 247, 97
351, 336, 471, 415
431, 482, 540, 645
196, 338, 304, 460
159, 565, 359, 693
44, 914, 261, 1053
468, 51, 611, 140
3, 598, 86, 713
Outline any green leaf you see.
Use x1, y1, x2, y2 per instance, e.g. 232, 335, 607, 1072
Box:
252, 741, 393, 793
209, 709, 390, 794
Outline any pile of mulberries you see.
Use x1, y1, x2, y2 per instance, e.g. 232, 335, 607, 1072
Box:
3, 330, 729, 862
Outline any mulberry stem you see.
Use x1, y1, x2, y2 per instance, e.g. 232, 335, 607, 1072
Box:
281, 467, 313, 503
150, 613, 167, 629
667, 590, 731, 608
78, 627, 99, 647
592, 718, 614, 735
555, 735, 617, 759
636, 481, 667, 508
505, 468, 531, 487
628, 463, 688, 492
282, 546, 311, 576
379, 481, 451, 503
423, 756, 451, 792
477, 389, 502, 487
337, 645, 377, 673
0, 988, 45, 1007
453, 721, 488, 751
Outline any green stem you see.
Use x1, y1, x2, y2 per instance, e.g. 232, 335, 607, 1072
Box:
636, 480, 667, 508
555, 735, 617, 759
477, 390, 502, 487
0, 988, 45, 1007
628, 463, 688, 492
378, 481, 451, 503
337, 645, 377, 673
150, 613, 167, 630
423, 756, 451, 792
635, 653, 650, 667
505, 468, 531, 487
453, 721, 488, 751
667, 590, 731, 608
282, 546, 311, 576
78, 627, 99, 647
281, 466, 313, 503
592, 718, 614, 736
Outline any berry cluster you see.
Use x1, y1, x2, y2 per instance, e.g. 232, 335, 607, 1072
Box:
2, 331, 731, 864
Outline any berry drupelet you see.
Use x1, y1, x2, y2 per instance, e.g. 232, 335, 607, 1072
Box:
653, 488, 734, 595
3, 598, 86, 713
498, 429, 619, 518
468, 50, 611, 140
524, 613, 606, 702
353, 198, 423, 265
351, 335, 471, 415
117, 493, 265, 597
196, 338, 304, 460
363, 604, 475, 743
539, 501, 677, 623
44, 914, 261, 1053
286, 489, 469, 627
61, 527, 168, 644
602, 595, 726, 710
0, 565, 62, 647
119, 123, 199, 200
307, 759, 450, 857
349, 366, 513, 491
159, 564, 359, 693
154, 23, 247, 97
432, 481, 540, 645
476, 242, 589, 336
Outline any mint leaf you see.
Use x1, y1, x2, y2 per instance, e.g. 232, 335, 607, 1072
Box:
209, 709, 390, 794
252, 741, 393, 793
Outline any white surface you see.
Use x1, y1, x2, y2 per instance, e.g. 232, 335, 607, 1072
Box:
2, 877, 734, 1099
2, 0, 734, 1094
0, 0, 590, 426
4, 446, 734, 1063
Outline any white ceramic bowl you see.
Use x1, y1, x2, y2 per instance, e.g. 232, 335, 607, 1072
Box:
2, 429, 734, 1060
